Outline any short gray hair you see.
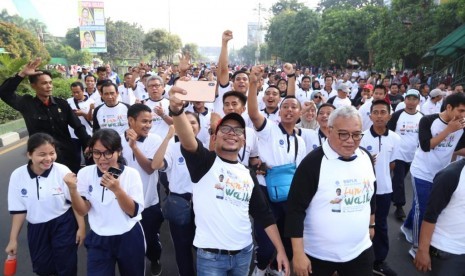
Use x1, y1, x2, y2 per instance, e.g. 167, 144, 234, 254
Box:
328, 106, 361, 127
146, 75, 164, 86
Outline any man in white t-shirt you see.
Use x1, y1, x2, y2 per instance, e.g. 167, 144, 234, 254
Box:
404, 93, 465, 258
327, 83, 352, 109
168, 84, 290, 276
286, 105, 376, 276
359, 85, 389, 131
421, 88, 445, 115
143, 76, 173, 138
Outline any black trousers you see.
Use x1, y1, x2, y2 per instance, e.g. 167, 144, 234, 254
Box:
307, 246, 374, 275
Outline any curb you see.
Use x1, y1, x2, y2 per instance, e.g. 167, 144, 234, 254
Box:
0, 128, 28, 147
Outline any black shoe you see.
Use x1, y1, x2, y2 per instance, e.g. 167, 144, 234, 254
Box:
394, 206, 406, 220
373, 261, 397, 276
151, 260, 162, 276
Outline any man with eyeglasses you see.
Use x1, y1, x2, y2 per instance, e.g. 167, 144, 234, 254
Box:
286, 105, 376, 276
143, 75, 173, 138
167, 86, 290, 276
360, 100, 400, 276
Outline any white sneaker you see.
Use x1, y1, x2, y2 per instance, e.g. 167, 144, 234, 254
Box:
266, 266, 285, 276
409, 247, 417, 258
400, 225, 413, 244
251, 266, 267, 276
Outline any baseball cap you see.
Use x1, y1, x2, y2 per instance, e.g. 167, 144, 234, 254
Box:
405, 89, 420, 98
215, 113, 246, 135
363, 84, 374, 91
337, 83, 350, 93
430, 88, 446, 98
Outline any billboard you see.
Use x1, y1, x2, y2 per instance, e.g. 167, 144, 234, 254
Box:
79, 1, 107, 53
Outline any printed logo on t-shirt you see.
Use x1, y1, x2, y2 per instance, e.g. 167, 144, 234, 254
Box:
330, 178, 374, 213
88, 185, 93, 193
279, 139, 285, 147
51, 187, 63, 195
399, 122, 419, 135
213, 169, 252, 206
177, 156, 185, 165
367, 145, 372, 151
436, 134, 456, 150
101, 114, 127, 128
21, 188, 27, 196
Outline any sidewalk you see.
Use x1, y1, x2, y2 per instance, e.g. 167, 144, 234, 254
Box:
0, 119, 28, 147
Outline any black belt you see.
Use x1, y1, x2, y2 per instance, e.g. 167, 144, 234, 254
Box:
202, 248, 241, 255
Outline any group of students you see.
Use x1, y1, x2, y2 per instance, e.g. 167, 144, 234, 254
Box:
2, 29, 465, 276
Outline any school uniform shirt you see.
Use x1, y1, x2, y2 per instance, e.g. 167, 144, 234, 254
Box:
420, 99, 442, 115
133, 84, 149, 102
77, 165, 144, 236
295, 88, 312, 105
410, 114, 465, 183
387, 109, 423, 163
255, 119, 306, 186
162, 140, 194, 194
298, 128, 320, 155
118, 84, 137, 105
121, 132, 162, 207
286, 141, 376, 262
424, 159, 465, 254
8, 163, 72, 224
67, 96, 94, 137
260, 107, 281, 125
144, 97, 171, 138
181, 139, 275, 250
93, 102, 130, 135
360, 127, 401, 194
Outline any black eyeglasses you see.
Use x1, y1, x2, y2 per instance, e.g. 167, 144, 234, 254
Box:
336, 131, 364, 141
91, 150, 114, 159
218, 125, 245, 136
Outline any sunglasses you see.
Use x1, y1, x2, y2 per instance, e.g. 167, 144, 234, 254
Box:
314, 95, 322, 99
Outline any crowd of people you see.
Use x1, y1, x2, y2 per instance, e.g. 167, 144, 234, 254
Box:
1, 29, 465, 276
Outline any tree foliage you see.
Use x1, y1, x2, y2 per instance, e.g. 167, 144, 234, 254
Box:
65, 27, 81, 50
46, 43, 92, 65
266, 8, 319, 64
99, 19, 145, 62
271, 0, 306, 15
317, 0, 382, 11
144, 29, 182, 61
0, 22, 49, 60
182, 43, 201, 61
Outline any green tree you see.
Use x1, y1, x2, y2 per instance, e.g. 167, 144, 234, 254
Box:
317, 0, 382, 11
238, 44, 258, 64
182, 43, 201, 61
0, 22, 50, 60
65, 27, 81, 50
265, 8, 319, 64
271, 0, 306, 15
100, 19, 145, 63
144, 29, 182, 61
313, 6, 383, 68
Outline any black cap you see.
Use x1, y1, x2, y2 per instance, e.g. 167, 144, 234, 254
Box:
215, 113, 246, 135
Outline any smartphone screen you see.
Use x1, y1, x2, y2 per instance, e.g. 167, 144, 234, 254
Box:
176, 81, 216, 102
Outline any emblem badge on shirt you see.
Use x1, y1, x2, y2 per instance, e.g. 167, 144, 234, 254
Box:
177, 156, 185, 165
88, 185, 93, 193
367, 145, 372, 151
52, 187, 63, 195
279, 139, 285, 147
21, 188, 28, 196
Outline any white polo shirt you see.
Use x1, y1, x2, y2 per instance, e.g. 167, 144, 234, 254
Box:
144, 97, 171, 138
184, 106, 211, 147
299, 128, 320, 154
421, 99, 442, 115
162, 140, 194, 194
360, 127, 401, 194
332, 96, 352, 109
121, 132, 162, 207
213, 83, 233, 117
93, 102, 130, 135
118, 84, 137, 105
260, 108, 281, 125
77, 165, 144, 236
134, 84, 149, 102
358, 100, 373, 131
295, 88, 312, 105
8, 163, 72, 224
67, 96, 94, 137
255, 119, 306, 186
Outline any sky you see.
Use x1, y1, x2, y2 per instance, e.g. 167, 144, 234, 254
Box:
1, 0, 318, 48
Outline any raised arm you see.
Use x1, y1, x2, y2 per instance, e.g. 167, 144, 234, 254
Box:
247, 66, 266, 129
218, 30, 233, 86
169, 86, 198, 152
152, 125, 175, 170
283, 63, 296, 96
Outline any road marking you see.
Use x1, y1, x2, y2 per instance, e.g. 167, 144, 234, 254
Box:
0, 139, 27, 155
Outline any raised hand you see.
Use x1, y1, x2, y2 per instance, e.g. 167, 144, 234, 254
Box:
179, 52, 191, 73
283, 63, 295, 76
18, 58, 42, 78
222, 30, 233, 44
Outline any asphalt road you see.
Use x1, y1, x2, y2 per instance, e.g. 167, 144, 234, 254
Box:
0, 138, 423, 275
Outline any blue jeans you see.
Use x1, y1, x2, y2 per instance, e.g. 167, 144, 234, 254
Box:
196, 243, 254, 276
404, 177, 433, 248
